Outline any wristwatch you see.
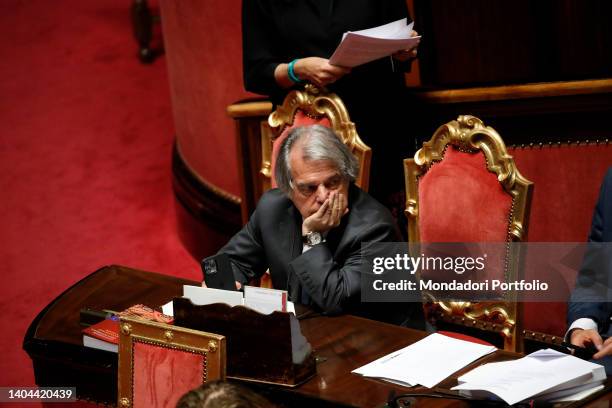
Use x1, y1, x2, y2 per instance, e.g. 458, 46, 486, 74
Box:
302, 231, 325, 246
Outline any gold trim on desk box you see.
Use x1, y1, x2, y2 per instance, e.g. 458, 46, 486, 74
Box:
117, 317, 226, 408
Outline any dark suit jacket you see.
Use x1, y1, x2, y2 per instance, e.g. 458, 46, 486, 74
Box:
219, 184, 420, 325
568, 168, 612, 333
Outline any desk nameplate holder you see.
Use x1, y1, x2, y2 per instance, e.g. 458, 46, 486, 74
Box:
173, 297, 316, 387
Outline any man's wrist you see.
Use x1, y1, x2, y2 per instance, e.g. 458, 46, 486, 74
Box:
569, 328, 583, 343
302, 221, 320, 236
566, 318, 598, 343
302, 231, 325, 246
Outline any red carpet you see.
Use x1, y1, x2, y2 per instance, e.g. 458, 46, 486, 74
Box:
0, 0, 201, 396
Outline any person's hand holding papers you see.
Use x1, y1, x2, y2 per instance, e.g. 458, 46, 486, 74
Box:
391, 30, 420, 62
329, 18, 421, 68
277, 19, 420, 88
288, 57, 351, 88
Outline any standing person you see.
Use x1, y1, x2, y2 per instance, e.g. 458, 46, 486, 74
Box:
567, 168, 612, 373
242, 0, 420, 202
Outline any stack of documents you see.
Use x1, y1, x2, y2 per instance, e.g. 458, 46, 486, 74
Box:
452, 349, 606, 405
329, 18, 420, 68
352, 333, 496, 388
161, 285, 295, 316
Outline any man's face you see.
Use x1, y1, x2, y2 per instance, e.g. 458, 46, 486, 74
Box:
288, 146, 350, 219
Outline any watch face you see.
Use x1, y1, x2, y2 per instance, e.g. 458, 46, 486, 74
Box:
307, 232, 322, 246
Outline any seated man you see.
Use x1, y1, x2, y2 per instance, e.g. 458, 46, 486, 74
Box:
568, 168, 612, 373
217, 125, 419, 325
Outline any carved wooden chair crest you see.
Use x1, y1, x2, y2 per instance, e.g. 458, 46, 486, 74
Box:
118, 317, 226, 408
263, 84, 371, 192
404, 115, 533, 351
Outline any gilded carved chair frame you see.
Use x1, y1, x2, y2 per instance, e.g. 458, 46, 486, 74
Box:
263, 84, 371, 192
404, 115, 533, 351
117, 317, 226, 408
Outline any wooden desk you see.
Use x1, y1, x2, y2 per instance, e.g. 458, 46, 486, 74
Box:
23, 265, 611, 407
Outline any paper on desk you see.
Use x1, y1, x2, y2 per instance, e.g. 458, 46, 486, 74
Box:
244, 285, 287, 314
452, 348, 606, 405
183, 285, 244, 307
548, 384, 604, 402
329, 18, 420, 68
352, 333, 496, 388
161, 287, 296, 317
161, 300, 173, 316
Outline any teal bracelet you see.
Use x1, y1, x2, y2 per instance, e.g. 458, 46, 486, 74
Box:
287, 59, 304, 83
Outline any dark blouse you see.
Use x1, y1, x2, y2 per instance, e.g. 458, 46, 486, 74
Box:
242, 0, 411, 104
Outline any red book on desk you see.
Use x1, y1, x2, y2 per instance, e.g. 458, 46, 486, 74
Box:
82, 318, 119, 353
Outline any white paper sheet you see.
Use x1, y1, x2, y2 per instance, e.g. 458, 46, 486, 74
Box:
452, 348, 606, 405
161, 300, 173, 316
352, 333, 496, 388
183, 285, 244, 307
243, 285, 287, 314
164, 287, 295, 316
329, 18, 420, 67
549, 384, 604, 402
286, 301, 295, 315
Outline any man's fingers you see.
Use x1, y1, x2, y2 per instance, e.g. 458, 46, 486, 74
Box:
324, 193, 334, 223
327, 192, 347, 226
335, 193, 346, 223
339, 192, 347, 211
593, 341, 612, 359
317, 198, 330, 216
572, 329, 604, 350
304, 191, 347, 232
331, 192, 341, 221
594, 337, 612, 359
591, 333, 605, 349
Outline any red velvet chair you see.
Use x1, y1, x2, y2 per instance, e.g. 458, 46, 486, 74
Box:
264, 84, 371, 192
404, 115, 533, 351
509, 142, 612, 347
117, 317, 226, 408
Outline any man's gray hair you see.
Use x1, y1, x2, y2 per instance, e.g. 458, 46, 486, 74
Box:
275, 125, 360, 195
